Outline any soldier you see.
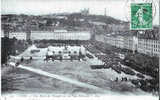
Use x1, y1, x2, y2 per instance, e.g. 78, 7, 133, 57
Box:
70, 56, 73, 62
121, 77, 128, 82
15, 62, 20, 67
20, 57, 24, 62
115, 77, 118, 82
52, 57, 54, 62
60, 56, 62, 62
27, 56, 33, 64
30, 56, 33, 61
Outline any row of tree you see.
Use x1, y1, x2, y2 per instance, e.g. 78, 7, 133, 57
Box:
1, 37, 29, 65
1, 37, 16, 64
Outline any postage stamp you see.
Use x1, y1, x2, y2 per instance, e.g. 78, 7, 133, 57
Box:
130, 3, 153, 30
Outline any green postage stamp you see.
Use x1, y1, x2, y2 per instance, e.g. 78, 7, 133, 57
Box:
131, 3, 152, 30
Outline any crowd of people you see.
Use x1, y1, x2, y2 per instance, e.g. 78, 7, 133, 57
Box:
85, 40, 159, 94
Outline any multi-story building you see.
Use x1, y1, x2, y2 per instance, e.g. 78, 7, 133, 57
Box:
46, 45, 86, 60
107, 24, 129, 32
30, 30, 91, 40
104, 35, 159, 57
123, 36, 134, 50
48, 45, 86, 56
9, 32, 27, 40
1, 30, 9, 38
115, 36, 124, 48
104, 36, 116, 46
1, 30, 4, 38
138, 39, 159, 56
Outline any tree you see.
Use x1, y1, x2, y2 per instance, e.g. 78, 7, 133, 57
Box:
1, 37, 12, 64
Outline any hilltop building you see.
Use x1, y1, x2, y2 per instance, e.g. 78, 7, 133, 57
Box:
80, 8, 89, 16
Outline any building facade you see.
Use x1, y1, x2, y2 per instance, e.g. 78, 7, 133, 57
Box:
138, 39, 160, 56
46, 45, 86, 60
30, 31, 91, 40
104, 35, 159, 57
1, 30, 4, 38
9, 32, 27, 40
124, 36, 134, 50
48, 45, 86, 56
115, 36, 125, 48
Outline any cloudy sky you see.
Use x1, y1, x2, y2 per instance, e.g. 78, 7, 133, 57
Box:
1, 0, 159, 25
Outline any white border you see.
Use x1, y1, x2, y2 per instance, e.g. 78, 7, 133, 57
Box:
0, 0, 159, 100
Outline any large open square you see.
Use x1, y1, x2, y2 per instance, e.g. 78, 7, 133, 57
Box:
2, 45, 152, 96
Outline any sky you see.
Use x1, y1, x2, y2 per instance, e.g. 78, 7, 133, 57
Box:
1, 0, 159, 25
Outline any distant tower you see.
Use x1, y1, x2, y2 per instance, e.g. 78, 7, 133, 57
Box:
87, 8, 89, 15
81, 8, 89, 16
104, 8, 107, 16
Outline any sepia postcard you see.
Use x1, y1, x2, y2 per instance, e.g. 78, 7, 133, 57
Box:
1, 0, 159, 100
